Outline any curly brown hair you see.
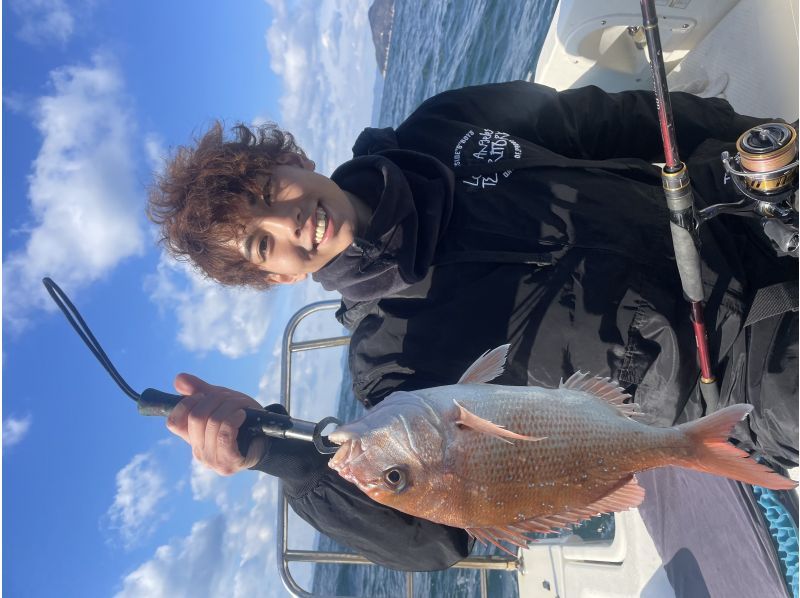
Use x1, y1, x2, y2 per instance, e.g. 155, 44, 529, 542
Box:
148, 121, 308, 288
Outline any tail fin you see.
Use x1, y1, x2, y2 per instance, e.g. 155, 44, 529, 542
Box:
678, 404, 797, 490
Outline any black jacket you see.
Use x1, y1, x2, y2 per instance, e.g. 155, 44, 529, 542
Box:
255, 82, 798, 571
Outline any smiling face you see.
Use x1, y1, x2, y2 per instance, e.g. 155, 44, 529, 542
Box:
235, 156, 362, 283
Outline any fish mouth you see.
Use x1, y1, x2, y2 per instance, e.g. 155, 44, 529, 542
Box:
329, 437, 382, 491
328, 437, 368, 485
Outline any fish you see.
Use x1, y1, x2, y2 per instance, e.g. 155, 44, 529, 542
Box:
328, 344, 797, 551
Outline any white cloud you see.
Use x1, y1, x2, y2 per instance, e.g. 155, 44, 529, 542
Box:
2, 414, 33, 448
190, 459, 232, 508
10, 0, 75, 46
3, 53, 146, 330
115, 516, 227, 597
106, 452, 169, 548
264, 0, 377, 175
146, 247, 342, 361
115, 474, 311, 598
144, 133, 168, 176
3, 91, 30, 114
146, 254, 281, 358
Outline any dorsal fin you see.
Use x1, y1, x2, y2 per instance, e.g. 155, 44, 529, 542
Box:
560, 371, 639, 419
466, 476, 645, 550
457, 344, 510, 384
454, 400, 546, 444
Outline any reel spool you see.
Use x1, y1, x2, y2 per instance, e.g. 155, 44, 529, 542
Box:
718, 122, 798, 218
709, 123, 799, 256
735, 123, 798, 199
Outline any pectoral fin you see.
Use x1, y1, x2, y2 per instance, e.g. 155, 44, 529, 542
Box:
454, 400, 546, 444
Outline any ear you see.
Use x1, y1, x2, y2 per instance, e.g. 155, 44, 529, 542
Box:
275, 152, 316, 171
266, 272, 308, 285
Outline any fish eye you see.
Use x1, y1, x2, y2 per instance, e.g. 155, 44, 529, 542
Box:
382, 467, 408, 492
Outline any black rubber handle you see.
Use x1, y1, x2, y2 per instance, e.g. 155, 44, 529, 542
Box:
138, 388, 340, 455
138, 388, 183, 416
138, 388, 266, 456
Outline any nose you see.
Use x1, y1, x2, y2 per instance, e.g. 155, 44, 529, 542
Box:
262, 204, 315, 254
268, 205, 303, 238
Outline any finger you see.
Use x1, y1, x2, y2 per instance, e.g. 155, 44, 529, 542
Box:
174, 372, 211, 396
186, 393, 223, 459
177, 373, 250, 400
166, 394, 202, 442
211, 406, 249, 474
203, 401, 244, 470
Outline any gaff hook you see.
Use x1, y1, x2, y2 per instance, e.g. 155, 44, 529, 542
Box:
41, 277, 341, 454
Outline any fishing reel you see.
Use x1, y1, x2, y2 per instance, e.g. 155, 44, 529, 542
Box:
701, 122, 798, 256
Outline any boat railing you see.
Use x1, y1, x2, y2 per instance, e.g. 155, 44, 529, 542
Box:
276, 300, 521, 598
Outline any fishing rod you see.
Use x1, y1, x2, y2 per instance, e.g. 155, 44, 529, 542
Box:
639, 0, 799, 407
41, 277, 341, 455
639, 0, 718, 406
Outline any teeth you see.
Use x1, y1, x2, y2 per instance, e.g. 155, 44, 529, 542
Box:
314, 206, 327, 245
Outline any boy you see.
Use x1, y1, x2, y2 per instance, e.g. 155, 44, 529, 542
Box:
151, 81, 798, 570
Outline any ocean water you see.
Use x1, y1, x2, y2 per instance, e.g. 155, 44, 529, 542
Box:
376, 0, 559, 128
311, 1, 566, 596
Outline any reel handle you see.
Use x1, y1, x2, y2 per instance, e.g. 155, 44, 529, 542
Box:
138, 388, 341, 455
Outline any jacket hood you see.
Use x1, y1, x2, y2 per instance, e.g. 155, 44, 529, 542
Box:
312, 130, 454, 302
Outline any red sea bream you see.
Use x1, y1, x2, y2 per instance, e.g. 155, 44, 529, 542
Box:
329, 345, 796, 549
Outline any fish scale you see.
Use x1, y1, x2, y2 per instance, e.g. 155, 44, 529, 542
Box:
329, 345, 796, 549
423, 385, 683, 527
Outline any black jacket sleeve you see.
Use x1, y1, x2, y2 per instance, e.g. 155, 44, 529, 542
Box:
250, 404, 472, 571
401, 80, 768, 163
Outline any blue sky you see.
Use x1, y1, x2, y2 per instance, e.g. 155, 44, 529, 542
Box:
3, 1, 378, 596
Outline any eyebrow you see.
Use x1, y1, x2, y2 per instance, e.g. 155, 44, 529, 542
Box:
240, 233, 254, 262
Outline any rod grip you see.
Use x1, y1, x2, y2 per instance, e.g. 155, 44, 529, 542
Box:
663, 166, 705, 302
669, 223, 705, 302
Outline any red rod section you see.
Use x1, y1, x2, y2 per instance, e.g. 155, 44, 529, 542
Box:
690, 301, 714, 381
640, 0, 680, 169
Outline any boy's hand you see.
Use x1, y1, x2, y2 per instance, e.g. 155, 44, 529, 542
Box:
166, 373, 267, 475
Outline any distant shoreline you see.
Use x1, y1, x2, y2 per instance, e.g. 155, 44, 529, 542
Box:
368, 0, 395, 77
